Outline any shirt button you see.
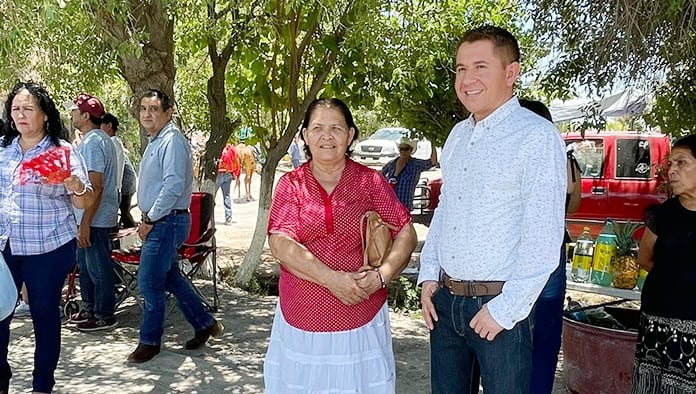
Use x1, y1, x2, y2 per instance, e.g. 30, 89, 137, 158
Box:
470, 142, 475, 146
463, 167, 467, 171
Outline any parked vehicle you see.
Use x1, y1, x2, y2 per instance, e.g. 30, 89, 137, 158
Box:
422, 131, 671, 236
564, 131, 670, 238
354, 128, 436, 161
354, 127, 408, 160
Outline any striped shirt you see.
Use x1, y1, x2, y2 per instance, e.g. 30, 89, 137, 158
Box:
0, 135, 91, 255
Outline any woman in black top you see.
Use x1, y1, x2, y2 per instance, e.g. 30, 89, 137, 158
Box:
632, 134, 696, 393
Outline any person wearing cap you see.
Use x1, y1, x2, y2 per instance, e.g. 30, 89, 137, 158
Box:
127, 89, 222, 364
381, 136, 437, 211
66, 93, 120, 332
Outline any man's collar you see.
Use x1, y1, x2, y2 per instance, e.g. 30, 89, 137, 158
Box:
466, 96, 519, 129
148, 121, 175, 141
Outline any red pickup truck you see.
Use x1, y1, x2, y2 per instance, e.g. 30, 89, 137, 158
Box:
422, 131, 671, 238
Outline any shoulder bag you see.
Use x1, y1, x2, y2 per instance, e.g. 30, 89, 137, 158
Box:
361, 211, 398, 268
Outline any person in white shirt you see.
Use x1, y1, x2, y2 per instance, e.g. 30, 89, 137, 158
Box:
417, 25, 567, 394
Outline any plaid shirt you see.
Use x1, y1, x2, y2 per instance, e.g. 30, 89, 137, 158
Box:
0, 136, 90, 256
381, 157, 433, 210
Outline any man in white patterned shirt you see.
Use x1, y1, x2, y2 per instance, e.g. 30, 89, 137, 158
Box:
417, 25, 567, 394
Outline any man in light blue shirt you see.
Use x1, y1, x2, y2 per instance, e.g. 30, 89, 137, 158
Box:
66, 93, 120, 332
127, 89, 222, 364
417, 26, 567, 393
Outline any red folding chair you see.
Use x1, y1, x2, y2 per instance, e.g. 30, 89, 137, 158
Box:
179, 192, 219, 311
110, 192, 219, 312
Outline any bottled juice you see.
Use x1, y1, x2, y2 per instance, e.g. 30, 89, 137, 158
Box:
637, 268, 648, 290
591, 220, 616, 286
571, 227, 593, 283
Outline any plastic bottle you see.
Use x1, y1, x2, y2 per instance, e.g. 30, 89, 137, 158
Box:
636, 268, 648, 290
591, 219, 617, 286
571, 227, 594, 283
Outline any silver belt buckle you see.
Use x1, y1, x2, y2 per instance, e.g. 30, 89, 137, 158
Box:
468, 281, 477, 297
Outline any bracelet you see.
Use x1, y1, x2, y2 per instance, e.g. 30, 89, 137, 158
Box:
374, 268, 387, 289
73, 183, 89, 197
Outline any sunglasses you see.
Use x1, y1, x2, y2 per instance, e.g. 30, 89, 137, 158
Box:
399, 146, 411, 151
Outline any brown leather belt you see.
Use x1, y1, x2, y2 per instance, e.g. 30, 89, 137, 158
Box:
440, 272, 505, 297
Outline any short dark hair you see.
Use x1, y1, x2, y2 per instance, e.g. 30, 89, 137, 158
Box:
458, 25, 520, 65
519, 99, 553, 122
140, 89, 172, 111
2, 81, 66, 147
673, 134, 696, 160
102, 112, 119, 133
300, 98, 360, 159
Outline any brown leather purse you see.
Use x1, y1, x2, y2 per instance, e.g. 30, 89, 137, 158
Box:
361, 211, 397, 268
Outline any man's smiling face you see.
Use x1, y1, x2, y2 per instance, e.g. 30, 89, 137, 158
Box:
455, 39, 520, 122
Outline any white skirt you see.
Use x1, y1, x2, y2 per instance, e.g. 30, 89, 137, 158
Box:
264, 302, 396, 394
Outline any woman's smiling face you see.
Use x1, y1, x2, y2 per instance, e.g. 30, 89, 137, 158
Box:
302, 107, 355, 164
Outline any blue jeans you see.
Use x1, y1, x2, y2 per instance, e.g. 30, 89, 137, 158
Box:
1, 240, 76, 393
430, 288, 533, 394
138, 212, 214, 345
530, 247, 566, 394
216, 172, 233, 222
76, 226, 116, 319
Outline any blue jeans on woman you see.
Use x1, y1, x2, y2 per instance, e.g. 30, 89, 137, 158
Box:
530, 247, 567, 394
137, 212, 214, 346
0, 240, 76, 393
430, 287, 533, 394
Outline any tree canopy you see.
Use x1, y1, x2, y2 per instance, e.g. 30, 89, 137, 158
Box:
1, 0, 551, 285
530, 0, 696, 135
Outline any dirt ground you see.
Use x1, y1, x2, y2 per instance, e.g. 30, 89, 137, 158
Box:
6, 167, 639, 393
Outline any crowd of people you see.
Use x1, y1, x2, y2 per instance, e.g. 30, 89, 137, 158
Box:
0, 86, 224, 392
1, 23, 694, 394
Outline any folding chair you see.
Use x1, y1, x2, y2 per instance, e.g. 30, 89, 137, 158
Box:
110, 192, 219, 312
179, 192, 219, 312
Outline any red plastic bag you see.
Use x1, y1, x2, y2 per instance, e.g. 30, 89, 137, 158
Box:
19, 146, 71, 185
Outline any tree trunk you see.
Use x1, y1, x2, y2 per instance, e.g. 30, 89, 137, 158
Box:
234, 159, 276, 286
88, 0, 176, 155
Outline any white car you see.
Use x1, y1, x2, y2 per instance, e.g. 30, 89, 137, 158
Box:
354, 127, 436, 162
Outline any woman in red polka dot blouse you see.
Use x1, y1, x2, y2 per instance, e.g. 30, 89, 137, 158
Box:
264, 98, 417, 393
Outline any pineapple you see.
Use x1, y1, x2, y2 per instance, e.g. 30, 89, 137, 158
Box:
611, 221, 641, 289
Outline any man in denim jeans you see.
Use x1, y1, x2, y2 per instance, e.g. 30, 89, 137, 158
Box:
66, 93, 120, 332
126, 90, 223, 363
417, 26, 567, 393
